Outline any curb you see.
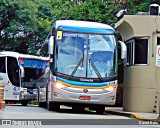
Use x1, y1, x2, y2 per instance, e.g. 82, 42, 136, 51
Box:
105, 110, 132, 117
105, 110, 160, 123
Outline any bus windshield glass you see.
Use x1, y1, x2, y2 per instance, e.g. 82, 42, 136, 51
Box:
19, 58, 48, 88
55, 31, 117, 78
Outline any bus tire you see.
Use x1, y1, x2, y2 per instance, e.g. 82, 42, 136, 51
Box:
95, 106, 105, 114
38, 102, 47, 108
48, 102, 60, 111
21, 101, 28, 106
72, 105, 85, 112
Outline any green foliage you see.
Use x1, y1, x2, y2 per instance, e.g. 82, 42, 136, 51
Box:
0, 0, 51, 55
127, 0, 153, 14
29, 100, 38, 105
0, 0, 155, 55
51, 0, 117, 26
0, 0, 38, 52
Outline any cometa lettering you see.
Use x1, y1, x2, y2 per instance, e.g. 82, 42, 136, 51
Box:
80, 78, 93, 82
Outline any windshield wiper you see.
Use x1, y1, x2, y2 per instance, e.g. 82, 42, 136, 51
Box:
70, 58, 84, 78
89, 59, 103, 82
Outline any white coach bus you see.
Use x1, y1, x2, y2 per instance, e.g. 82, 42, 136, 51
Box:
38, 20, 126, 114
0, 51, 49, 106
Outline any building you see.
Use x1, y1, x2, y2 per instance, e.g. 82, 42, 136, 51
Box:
115, 15, 160, 113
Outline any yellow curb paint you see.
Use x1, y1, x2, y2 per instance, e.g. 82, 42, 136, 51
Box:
130, 112, 160, 122
105, 110, 160, 123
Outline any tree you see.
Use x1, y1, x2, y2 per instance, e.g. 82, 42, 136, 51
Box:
0, 0, 39, 53
31, 0, 52, 55
50, 0, 117, 27
0, 0, 156, 55
127, 0, 153, 14
0, 0, 52, 55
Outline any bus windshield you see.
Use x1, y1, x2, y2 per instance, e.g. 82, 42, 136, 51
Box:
55, 31, 117, 78
19, 58, 48, 88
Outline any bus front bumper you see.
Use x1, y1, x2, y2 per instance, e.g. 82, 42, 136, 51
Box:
51, 86, 117, 105
20, 94, 37, 101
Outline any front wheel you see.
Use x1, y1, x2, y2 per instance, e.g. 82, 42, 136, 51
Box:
21, 101, 28, 106
38, 102, 47, 108
72, 105, 85, 112
48, 102, 60, 111
95, 106, 105, 114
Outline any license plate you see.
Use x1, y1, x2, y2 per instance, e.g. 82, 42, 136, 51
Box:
79, 96, 91, 100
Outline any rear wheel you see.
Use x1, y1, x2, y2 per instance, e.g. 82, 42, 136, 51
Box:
21, 101, 28, 106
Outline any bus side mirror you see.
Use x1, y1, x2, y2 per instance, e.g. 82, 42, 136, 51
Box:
48, 36, 54, 55
20, 66, 25, 78
118, 41, 127, 59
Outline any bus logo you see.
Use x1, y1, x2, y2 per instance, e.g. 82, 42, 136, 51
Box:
80, 78, 93, 82
83, 89, 88, 93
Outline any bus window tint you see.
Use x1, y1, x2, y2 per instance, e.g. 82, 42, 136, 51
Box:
7, 57, 20, 87
23, 68, 43, 82
0, 57, 6, 73
89, 35, 114, 51
56, 32, 117, 78
56, 35, 84, 74
88, 34, 116, 77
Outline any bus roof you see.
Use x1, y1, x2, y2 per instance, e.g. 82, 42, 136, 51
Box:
0, 51, 49, 60
54, 20, 115, 34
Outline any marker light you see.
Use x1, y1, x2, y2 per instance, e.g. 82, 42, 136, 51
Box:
19, 58, 24, 64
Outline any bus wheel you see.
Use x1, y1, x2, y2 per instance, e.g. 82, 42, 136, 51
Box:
72, 105, 84, 112
95, 106, 105, 114
38, 102, 47, 108
48, 102, 60, 111
21, 101, 28, 106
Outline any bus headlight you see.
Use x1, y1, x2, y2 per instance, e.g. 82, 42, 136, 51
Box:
56, 83, 65, 89
21, 91, 28, 95
105, 86, 114, 92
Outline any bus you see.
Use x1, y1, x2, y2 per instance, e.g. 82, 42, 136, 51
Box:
0, 51, 49, 106
38, 20, 126, 114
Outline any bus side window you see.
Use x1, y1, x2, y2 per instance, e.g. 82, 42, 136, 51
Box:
0, 57, 6, 73
7, 57, 20, 87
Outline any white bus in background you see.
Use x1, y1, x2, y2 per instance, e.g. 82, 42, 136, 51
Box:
0, 51, 49, 106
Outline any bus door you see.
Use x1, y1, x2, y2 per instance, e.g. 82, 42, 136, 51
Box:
4, 57, 20, 100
